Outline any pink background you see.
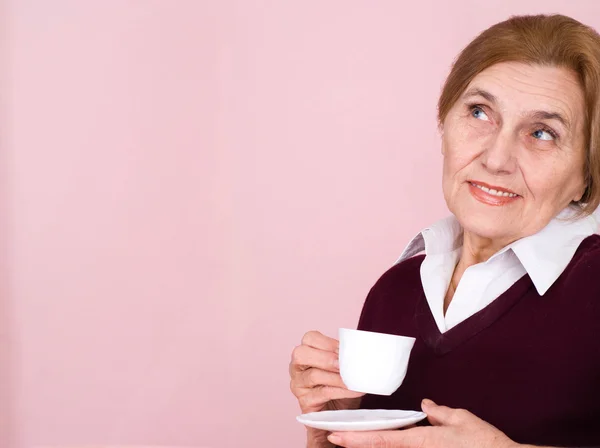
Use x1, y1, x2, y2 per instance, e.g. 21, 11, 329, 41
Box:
2, 1, 600, 447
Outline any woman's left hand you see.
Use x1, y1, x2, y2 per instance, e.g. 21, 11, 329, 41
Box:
327, 399, 518, 448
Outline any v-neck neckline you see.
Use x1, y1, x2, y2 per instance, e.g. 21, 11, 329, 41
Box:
416, 274, 535, 355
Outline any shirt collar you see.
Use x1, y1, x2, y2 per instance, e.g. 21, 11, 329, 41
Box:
510, 208, 597, 295
396, 207, 598, 296
397, 215, 462, 261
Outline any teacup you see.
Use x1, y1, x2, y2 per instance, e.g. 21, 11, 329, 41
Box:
338, 328, 416, 396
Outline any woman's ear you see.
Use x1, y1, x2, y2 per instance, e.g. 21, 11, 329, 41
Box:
574, 167, 589, 202
573, 183, 587, 203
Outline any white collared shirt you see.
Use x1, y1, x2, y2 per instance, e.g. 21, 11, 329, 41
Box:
397, 208, 598, 333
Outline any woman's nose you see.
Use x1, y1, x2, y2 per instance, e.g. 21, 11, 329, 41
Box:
480, 130, 518, 175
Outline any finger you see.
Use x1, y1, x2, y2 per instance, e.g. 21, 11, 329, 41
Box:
422, 399, 472, 427
299, 367, 347, 389
301, 330, 339, 353
291, 344, 339, 373
328, 427, 430, 448
291, 368, 348, 398
299, 386, 365, 411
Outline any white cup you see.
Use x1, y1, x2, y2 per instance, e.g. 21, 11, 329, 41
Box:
339, 328, 416, 396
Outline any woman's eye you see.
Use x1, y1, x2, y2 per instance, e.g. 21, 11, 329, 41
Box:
532, 129, 555, 141
471, 106, 489, 121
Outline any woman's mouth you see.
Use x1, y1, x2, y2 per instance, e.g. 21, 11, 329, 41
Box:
467, 181, 521, 206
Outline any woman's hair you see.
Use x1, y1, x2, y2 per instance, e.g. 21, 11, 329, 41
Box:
438, 14, 600, 215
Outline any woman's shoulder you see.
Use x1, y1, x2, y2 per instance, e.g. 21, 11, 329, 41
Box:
357, 254, 425, 331
360, 254, 425, 311
569, 233, 600, 264
372, 254, 425, 292
561, 234, 600, 289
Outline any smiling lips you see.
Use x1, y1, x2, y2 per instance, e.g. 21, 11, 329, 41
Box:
468, 181, 521, 206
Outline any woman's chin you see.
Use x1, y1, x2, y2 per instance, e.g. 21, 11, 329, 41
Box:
454, 208, 520, 242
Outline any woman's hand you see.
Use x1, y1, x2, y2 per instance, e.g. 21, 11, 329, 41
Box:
290, 330, 366, 447
327, 399, 518, 448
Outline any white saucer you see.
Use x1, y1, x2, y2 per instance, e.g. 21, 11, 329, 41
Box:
296, 409, 427, 431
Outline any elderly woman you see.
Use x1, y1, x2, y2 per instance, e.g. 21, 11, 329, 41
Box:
289, 13, 600, 448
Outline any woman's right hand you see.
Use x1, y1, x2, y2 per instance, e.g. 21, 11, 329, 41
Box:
290, 331, 366, 447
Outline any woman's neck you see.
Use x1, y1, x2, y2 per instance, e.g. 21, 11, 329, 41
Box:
460, 233, 503, 266
444, 230, 516, 314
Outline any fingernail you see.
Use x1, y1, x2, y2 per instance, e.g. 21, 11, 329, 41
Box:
328, 433, 342, 444
422, 398, 435, 410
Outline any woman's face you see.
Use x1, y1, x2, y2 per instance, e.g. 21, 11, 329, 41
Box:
442, 61, 587, 243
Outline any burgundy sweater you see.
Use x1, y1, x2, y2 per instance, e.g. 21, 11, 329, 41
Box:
357, 234, 600, 447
